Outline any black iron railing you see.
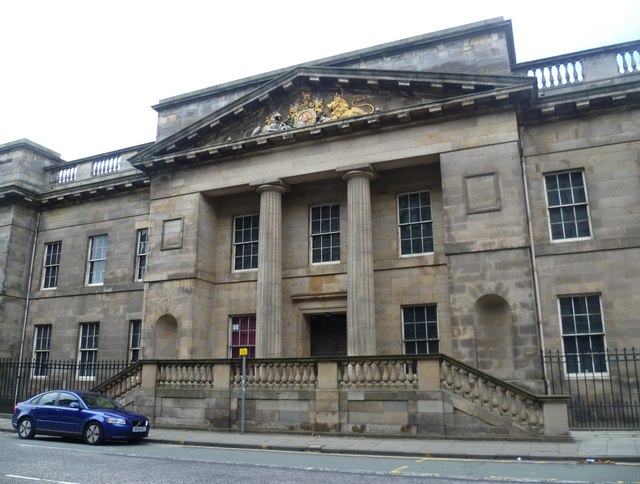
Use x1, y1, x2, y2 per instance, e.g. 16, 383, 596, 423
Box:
542, 348, 640, 429
0, 359, 130, 414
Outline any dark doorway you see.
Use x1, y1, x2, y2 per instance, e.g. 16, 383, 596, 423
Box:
310, 313, 347, 357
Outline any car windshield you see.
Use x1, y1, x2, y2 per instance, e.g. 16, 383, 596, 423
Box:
80, 393, 123, 410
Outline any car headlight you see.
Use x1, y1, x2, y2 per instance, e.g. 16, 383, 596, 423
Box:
106, 417, 127, 425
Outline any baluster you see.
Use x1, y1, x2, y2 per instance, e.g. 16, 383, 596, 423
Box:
294, 363, 302, 387
363, 361, 372, 385
480, 378, 490, 408
308, 364, 316, 385
519, 397, 529, 424
529, 402, 541, 431
404, 362, 414, 386
280, 363, 289, 386
471, 374, 481, 402
487, 382, 499, 412
543, 66, 552, 88
273, 363, 282, 385
371, 361, 381, 384
356, 362, 365, 384
398, 361, 407, 384
381, 361, 390, 383
453, 366, 463, 394
509, 392, 519, 419
254, 363, 263, 385
534, 68, 544, 89
340, 364, 349, 384
302, 363, 310, 385
558, 64, 567, 85
552, 65, 560, 86
575, 60, 584, 82
500, 387, 510, 415
188, 365, 195, 384
441, 361, 453, 388
461, 369, 471, 398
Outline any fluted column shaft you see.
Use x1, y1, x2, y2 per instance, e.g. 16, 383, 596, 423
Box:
255, 183, 287, 358
343, 169, 376, 356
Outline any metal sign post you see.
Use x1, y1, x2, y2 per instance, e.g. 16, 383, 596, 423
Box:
239, 347, 248, 434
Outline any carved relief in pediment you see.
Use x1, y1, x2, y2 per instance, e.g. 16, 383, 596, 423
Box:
204, 90, 380, 146
246, 91, 377, 137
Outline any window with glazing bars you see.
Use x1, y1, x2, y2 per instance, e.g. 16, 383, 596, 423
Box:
42, 241, 61, 289
310, 204, 340, 264
129, 320, 141, 363
229, 314, 256, 358
135, 229, 148, 281
32, 325, 52, 377
87, 235, 108, 285
402, 305, 439, 354
559, 295, 607, 374
78, 323, 99, 378
398, 191, 434, 255
545, 171, 591, 241
233, 215, 259, 271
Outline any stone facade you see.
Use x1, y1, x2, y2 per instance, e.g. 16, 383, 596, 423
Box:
1, 18, 639, 401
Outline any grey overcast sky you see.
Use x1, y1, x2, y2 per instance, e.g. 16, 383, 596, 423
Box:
2, 0, 639, 160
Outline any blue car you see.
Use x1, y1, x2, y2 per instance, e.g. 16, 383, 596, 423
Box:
12, 390, 150, 445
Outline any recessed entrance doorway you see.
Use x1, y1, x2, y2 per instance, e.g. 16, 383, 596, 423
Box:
309, 313, 347, 357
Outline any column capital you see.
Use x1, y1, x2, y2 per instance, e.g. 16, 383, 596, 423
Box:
252, 179, 290, 194
340, 166, 377, 182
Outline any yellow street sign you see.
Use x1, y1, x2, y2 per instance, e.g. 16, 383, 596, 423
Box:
239, 348, 248, 356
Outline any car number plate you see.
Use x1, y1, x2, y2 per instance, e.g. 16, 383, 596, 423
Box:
133, 426, 147, 432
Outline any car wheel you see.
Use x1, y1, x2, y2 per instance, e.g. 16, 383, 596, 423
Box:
17, 418, 35, 439
84, 422, 104, 445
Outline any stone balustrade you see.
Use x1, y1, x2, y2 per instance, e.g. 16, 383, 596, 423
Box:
96, 362, 143, 399
339, 358, 418, 389
231, 361, 317, 388
440, 358, 543, 434
46, 147, 147, 188
157, 361, 215, 386
92, 355, 569, 438
513, 42, 640, 90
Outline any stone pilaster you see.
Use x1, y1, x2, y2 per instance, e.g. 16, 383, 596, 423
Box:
255, 182, 288, 358
343, 169, 376, 356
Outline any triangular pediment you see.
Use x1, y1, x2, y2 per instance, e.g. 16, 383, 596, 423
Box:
131, 67, 535, 170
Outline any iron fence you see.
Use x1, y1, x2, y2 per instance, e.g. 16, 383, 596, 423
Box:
542, 348, 640, 429
0, 359, 130, 414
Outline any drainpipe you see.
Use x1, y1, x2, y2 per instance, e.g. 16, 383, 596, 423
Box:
517, 126, 550, 394
15, 210, 41, 405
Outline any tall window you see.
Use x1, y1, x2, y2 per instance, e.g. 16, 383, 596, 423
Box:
559, 295, 607, 374
545, 171, 591, 241
129, 320, 141, 363
134, 229, 148, 282
32, 325, 52, 377
229, 314, 256, 358
86, 235, 108, 285
42, 242, 62, 289
233, 215, 259, 271
402, 305, 439, 354
310, 204, 340, 264
398, 191, 434, 256
78, 323, 99, 379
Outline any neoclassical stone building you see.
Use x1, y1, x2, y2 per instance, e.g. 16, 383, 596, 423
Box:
2, 17, 639, 398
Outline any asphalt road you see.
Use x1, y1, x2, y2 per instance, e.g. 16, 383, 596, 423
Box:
0, 433, 638, 484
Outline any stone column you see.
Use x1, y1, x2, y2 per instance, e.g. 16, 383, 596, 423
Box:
343, 169, 376, 356
255, 182, 287, 358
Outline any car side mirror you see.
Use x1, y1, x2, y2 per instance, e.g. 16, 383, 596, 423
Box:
69, 402, 81, 409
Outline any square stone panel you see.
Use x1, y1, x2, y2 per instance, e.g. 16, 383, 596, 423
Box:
464, 172, 501, 214
162, 217, 183, 250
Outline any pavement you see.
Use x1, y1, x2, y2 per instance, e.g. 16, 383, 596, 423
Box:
2, 415, 639, 462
